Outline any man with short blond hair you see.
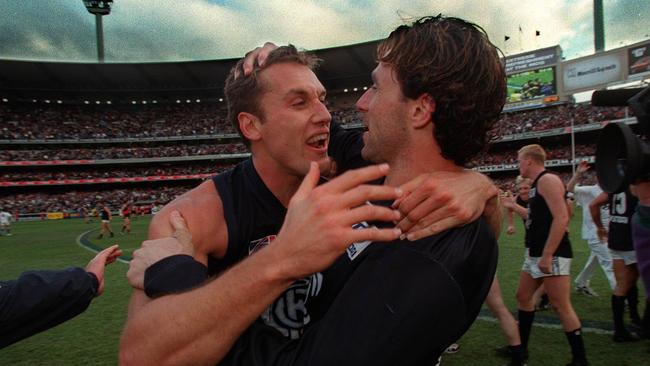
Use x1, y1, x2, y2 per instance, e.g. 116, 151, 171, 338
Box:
518, 144, 546, 164
516, 144, 588, 366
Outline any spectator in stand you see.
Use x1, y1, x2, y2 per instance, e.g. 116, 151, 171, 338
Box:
0, 103, 236, 140
0, 101, 628, 140
0, 186, 190, 216
0, 143, 248, 162
0, 162, 233, 182
491, 104, 628, 138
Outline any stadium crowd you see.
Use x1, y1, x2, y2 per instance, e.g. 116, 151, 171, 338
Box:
0, 186, 191, 215
492, 104, 628, 137
0, 102, 627, 215
1, 102, 629, 141
0, 143, 247, 161
0, 103, 236, 139
472, 144, 595, 167
1, 163, 233, 182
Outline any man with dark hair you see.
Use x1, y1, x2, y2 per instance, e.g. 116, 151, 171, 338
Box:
515, 144, 588, 366
121, 16, 502, 365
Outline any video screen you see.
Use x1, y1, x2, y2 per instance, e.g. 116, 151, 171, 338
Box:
506, 67, 556, 103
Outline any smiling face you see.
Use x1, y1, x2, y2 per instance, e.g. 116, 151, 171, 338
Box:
356, 62, 409, 164
252, 62, 331, 177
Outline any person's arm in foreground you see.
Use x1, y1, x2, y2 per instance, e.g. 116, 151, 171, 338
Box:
0, 245, 121, 348
589, 192, 609, 242
119, 163, 402, 366
537, 174, 570, 273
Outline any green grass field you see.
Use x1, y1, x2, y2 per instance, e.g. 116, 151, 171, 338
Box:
0, 212, 648, 365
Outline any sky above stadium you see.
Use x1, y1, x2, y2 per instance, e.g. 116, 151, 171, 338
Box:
1, 0, 649, 63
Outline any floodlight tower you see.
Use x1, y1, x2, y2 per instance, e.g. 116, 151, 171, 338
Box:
593, 0, 605, 52
82, 0, 113, 63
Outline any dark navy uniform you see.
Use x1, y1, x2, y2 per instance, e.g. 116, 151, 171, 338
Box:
525, 171, 572, 258
608, 189, 638, 251
0, 268, 99, 348
145, 122, 498, 365
211, 159, 322, 339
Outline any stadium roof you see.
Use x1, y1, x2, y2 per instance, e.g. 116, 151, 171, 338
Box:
0, 41, 379, 102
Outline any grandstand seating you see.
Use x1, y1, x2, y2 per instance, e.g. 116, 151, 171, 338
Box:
0, 99, 633, 216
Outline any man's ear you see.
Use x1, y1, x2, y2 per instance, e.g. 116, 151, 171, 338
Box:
238, 112, 262, 142
411, 93, 436, 129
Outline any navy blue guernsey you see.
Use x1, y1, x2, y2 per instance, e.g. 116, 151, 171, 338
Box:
608, 188, 638, 251
308, 215, 498, 336
525, 171, 572, 258
212, 158, 322, 340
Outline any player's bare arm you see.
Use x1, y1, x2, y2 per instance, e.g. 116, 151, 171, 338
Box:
125, 179, 228, 316
120, 163, 402, 365
589, 191, 609, 242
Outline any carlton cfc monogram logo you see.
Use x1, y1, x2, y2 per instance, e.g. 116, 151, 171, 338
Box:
248, 234, 322, 339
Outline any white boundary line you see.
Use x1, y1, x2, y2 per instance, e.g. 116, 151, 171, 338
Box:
476, 315, 613, 335
72, 231, 615, 335
76, 229, 130, 264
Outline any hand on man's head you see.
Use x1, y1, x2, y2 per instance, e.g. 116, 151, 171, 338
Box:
235, 42, 279, 79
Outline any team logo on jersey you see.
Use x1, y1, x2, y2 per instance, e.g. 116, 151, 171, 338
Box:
248, 234, 322, 339
248, 234, 276, 254
346, 221, 372, 260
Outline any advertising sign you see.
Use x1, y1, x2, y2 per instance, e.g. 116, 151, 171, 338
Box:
562, 52, 624, 93
505, 46, 560, 74
628, 41, 650, 76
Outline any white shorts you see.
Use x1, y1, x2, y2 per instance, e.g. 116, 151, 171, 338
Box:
101, 220, 110, 224
522, 249, 572, 279
610, 249, 637, 265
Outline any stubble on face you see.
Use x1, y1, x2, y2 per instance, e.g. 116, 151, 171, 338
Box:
359, 63, 409, 165
254, 63, 331, 177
